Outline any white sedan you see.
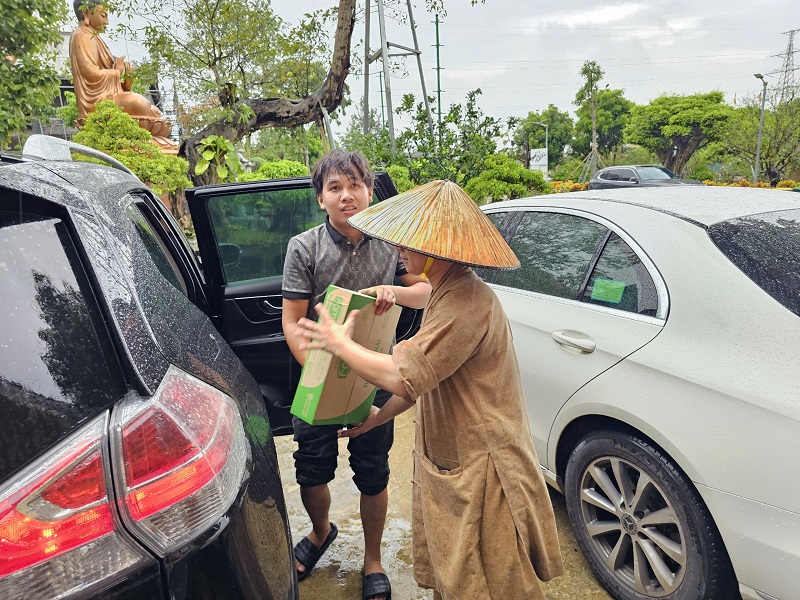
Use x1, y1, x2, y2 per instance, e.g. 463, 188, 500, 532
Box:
480, 186, 799, 600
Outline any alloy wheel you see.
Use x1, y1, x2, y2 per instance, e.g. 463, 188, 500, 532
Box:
578, 456, 686, 597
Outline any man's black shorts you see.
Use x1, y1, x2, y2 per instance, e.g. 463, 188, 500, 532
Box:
292, 389, 394, 496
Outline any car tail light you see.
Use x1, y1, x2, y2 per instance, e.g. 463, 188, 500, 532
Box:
110, 366, 250, 555
0, 415, 150, 600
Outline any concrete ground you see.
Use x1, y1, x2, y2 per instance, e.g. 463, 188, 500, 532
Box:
275, 408, 612, 600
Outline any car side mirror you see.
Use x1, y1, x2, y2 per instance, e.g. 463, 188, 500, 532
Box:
219, 243, 242, 268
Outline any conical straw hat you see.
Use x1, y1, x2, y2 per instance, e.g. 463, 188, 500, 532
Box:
348, 180, 519, 269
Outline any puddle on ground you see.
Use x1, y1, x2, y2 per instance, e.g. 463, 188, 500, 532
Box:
275, 409, 611, 600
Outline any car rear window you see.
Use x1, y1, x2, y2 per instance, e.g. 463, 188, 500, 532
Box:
0, 207, 126, 480
708, 208, 800, 317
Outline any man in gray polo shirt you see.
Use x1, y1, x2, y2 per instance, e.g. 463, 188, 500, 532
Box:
282, 149, 430, 599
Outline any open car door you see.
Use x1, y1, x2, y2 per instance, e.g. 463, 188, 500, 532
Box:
186, 173, 421, 435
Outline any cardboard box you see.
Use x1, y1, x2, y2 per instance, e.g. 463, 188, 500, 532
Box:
291, 285, 402, 425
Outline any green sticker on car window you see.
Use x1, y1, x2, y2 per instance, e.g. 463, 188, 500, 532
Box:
591, 279, 626, 304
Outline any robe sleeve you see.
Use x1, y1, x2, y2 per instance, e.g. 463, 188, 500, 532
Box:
392, 283, 490, 399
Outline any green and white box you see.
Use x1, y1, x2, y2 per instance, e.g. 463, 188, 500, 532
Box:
291, 285, 402, 425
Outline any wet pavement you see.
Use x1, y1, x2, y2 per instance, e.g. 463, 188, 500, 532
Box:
275, 408, 612, 600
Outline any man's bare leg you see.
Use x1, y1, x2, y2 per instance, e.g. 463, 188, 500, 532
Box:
361, 487, 389, 599
296, 483, 332, 575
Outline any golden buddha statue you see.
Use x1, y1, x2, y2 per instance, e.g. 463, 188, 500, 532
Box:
69, 0, 178, 153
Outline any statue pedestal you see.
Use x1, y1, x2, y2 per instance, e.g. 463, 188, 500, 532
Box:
135, 116, 179, 155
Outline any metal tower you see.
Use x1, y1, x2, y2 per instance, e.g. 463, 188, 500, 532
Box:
771, 29, 799, 102
362, 0, 434, 152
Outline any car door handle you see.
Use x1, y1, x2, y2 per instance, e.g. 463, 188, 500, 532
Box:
258, 298, 282, 315
551, 330, 596, 354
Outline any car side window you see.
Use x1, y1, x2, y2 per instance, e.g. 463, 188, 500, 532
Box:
493, 211, 608, 299
582, 233, 659, 316
476, 210, 514, 282
127, 203, 188, 296
618, 169, 637, 182
206, 187, 322, 284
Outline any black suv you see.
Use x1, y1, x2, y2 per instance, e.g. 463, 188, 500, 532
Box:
0, 135, 414, 599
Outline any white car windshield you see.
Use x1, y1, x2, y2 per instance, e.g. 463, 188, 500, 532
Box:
637, 166, 676, 180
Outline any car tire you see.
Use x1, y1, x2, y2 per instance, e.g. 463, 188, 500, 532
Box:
564, 430, 736, 600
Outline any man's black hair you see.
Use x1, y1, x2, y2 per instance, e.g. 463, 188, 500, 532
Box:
311, 149, 375, 196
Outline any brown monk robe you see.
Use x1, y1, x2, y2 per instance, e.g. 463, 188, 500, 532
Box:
69, 0, 174, 144
394, 264, 564, 600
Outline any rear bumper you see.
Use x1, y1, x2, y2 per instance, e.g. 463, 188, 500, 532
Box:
696, 483, 800, 600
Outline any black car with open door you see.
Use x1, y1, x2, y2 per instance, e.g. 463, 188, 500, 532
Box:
0, 136, 298, 599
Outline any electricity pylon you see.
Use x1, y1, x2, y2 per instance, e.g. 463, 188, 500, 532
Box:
363, 0, 434, 153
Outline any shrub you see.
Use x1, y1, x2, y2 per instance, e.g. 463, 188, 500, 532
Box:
550, 181, 589, 193
777, 179, 798, 189
239, 159, 308, 181
72, 100, 190, 195
465, 154, 550, 204
385, 165, 414, 193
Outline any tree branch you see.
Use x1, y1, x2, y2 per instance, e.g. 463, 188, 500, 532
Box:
181, 0, 357, 183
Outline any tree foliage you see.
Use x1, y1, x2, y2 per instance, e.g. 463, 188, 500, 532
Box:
0, 0, 68, 147
195, 134, 242, 183
345, 89, 508, 189
464, 153, 550, 204
512, 105, 574, 169
118, 0, 358, 184
573, 88, 633, 157
718, 97, 800, 185
250, 125, 324, 169
73, 100, 191, 195
625, 92, 732, 174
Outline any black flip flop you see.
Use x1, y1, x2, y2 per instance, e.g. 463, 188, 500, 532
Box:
361, 568, 392, 600
294, 522, 338, 581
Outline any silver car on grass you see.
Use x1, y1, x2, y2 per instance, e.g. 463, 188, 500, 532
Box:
480, 187, 799, 600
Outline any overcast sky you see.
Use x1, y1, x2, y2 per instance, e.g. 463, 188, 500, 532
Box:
107, 0, 799, 135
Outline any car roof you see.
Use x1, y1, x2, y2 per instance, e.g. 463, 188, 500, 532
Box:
599, 164, 662, 170
0, 160, 145, 213
487, 186, 800, 226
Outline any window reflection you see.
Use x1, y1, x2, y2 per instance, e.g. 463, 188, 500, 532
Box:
493, 212, 608, 299
207, 188, 322, 283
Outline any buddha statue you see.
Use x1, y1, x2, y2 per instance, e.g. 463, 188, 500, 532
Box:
69, 1, 178, 153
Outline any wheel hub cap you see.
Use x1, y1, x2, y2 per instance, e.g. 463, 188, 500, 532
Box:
621, 513, 638, 534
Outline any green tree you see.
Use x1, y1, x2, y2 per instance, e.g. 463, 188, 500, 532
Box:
118, 0, 467, 183
340, 97, 393, 164
73, 100, 191, 195
574, 61, 604, 156
117, 0, 351, 182
625, 91, 732, 174
464, 153, 550, 204
250, 125, 324, 170
573, 88, 634, 158
512, 105, 574, 170
718, 97, 800, 185
0, 0, 68, 147
392, 89, 506, 187
239, 158, 308, 181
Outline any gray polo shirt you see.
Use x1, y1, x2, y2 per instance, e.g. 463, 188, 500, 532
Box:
282, 218, 407, 321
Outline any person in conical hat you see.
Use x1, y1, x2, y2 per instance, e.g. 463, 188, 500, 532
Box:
295, 180, 564, 600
